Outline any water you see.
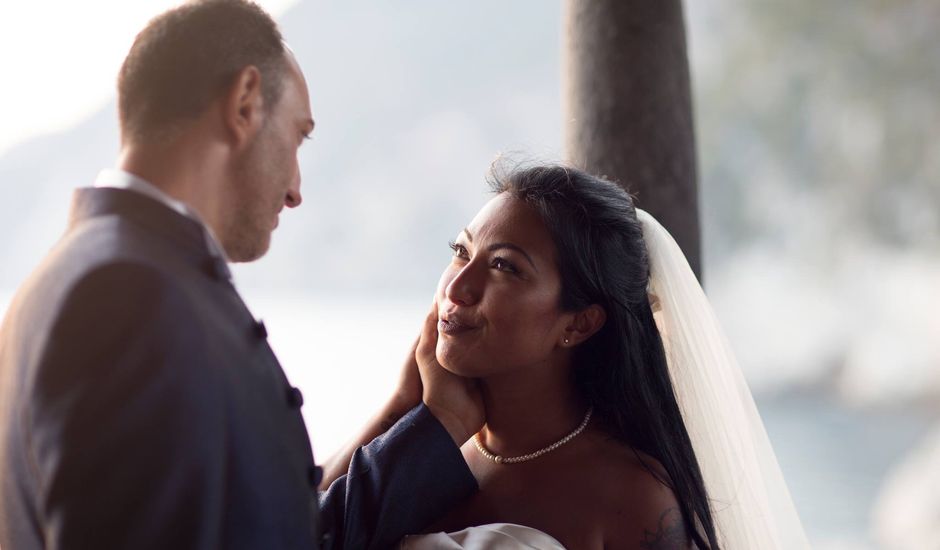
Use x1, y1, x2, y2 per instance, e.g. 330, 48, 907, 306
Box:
248, 293, 935, 548
1, 290, 933, 548
757, 393, 934, 549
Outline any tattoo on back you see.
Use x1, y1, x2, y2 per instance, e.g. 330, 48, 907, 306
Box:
639, 508, 688, 549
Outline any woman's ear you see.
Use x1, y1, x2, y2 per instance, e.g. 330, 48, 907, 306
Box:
561, 304, 606, 347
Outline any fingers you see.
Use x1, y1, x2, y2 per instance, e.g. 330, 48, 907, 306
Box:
425, 298, 437, 329
418, 298, 439, 353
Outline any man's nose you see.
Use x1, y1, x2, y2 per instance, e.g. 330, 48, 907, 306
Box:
285, 177, 302, 208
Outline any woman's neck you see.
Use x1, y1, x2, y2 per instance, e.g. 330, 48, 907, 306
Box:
477, 361, 589, 458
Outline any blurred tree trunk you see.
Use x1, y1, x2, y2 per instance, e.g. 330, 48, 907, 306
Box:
564, 0, 702, 280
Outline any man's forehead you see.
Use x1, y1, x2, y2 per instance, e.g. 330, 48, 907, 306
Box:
280, 52, 313, 123
302, 116, 316, 134
282, 44, 307, 85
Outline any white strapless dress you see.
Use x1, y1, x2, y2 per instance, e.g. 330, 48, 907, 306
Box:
400, 523, 566, 549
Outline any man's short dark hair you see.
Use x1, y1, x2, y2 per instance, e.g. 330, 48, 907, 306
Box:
118, 0, 287, 144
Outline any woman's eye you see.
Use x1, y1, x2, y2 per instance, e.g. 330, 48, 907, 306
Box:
492, 257, 519, 274
448, 241, 469, 259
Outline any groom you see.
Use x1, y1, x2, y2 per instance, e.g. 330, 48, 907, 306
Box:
0, 1, 480, 549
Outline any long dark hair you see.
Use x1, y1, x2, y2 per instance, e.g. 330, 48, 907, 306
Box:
488, 162, 720, 549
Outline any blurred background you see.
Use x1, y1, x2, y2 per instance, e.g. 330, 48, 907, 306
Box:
1, 1, 937, 548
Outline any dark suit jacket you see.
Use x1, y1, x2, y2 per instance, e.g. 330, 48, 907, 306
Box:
0, 187, 476, 549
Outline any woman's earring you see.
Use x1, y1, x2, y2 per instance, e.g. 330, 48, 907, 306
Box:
564, 337, 570, 345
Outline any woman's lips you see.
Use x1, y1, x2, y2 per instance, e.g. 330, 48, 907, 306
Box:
438, 318, 477, 336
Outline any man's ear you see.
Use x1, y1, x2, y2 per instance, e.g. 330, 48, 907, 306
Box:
560, 304, 607, 347
222, 65, 265, 148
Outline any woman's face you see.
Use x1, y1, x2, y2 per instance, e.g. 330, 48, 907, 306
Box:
435, 193, 571, 377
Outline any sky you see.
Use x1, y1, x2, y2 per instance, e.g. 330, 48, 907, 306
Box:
0, 0, 299, 158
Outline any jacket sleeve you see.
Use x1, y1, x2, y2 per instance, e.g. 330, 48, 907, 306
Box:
29, 262, 228, 550
318, 404, 478, 550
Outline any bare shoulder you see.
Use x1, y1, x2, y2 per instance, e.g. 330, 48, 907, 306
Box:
621, 505, 692, 550
586, 437, 693, 549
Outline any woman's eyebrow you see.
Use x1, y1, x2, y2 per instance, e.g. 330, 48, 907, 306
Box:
488, 242, 538, 272
462, 228, 538, 272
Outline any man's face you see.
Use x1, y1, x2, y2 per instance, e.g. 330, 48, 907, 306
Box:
225, 54, 314, 262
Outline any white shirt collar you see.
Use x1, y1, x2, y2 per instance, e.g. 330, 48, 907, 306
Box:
93, 169, 232, 270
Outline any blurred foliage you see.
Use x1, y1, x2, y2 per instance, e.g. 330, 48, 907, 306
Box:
693, 0, 940, 262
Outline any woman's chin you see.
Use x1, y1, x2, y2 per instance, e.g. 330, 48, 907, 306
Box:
436, 350, 487, 378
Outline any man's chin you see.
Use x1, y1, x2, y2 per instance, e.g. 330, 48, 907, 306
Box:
225, 234, 272, 263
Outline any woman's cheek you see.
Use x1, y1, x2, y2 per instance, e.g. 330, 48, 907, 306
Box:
500, 298, 561, 356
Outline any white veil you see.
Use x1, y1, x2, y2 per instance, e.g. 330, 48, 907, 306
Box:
636, 209, 810, 549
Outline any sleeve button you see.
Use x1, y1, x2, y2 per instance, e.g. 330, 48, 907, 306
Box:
254, 319, 268, 339
308, 465, 323, 487
286, 386, 304, 408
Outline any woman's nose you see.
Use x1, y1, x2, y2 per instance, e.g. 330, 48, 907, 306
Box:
444, 263, 481, 307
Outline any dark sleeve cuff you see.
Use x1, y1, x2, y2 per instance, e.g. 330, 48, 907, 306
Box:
318, 404, 477, 549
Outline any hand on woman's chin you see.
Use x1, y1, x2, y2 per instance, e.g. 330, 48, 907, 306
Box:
436, 357, 474, 378
435, 344, 486, 379
417, 303, 485, 443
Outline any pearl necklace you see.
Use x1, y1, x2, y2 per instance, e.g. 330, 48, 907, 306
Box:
472, 408, 593, 464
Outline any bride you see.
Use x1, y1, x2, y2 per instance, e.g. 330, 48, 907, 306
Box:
323, 163, 808, 549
